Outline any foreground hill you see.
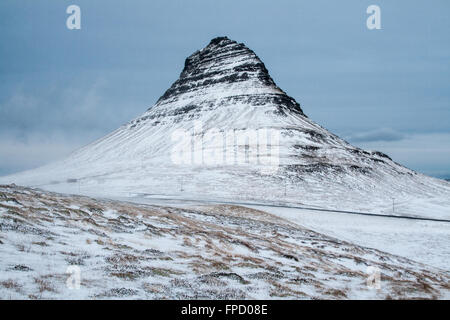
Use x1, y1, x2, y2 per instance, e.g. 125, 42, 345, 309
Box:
0, 185, 448, 299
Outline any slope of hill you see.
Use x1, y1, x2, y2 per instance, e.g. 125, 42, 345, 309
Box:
1, 185, 448, 299
1, 37, 449, 218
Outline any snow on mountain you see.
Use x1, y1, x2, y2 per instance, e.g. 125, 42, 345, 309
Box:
1, 36, 449, 218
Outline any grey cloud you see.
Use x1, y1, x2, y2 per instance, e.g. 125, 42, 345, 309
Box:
0, 80, 111, 134
0, 132, 86, 176
347, 128, 407, 143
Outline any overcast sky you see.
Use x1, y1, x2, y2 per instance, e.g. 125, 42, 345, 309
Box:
0, 0, 449, 178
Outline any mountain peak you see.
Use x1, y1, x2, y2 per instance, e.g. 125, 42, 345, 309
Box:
207, 36, 233, 46
156, 37, 284, 104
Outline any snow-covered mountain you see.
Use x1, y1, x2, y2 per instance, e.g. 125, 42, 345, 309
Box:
1, 37, 449, 217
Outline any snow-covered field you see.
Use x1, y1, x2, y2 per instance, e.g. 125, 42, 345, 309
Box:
1, 185, 449, 299
247, 205, 450, 271
107, 195, 450, 273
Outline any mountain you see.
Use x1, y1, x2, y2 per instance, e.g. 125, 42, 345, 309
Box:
1, 37, 449, 217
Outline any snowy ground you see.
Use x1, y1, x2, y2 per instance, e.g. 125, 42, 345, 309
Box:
246, 206, 450, 271
0, 185, 449, 299
109, 196, 450, 272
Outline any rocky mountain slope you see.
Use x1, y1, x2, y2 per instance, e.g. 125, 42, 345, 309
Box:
1, 185, 448, 299
1, 36, 449, 217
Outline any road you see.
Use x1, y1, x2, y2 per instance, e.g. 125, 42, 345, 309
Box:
127, 193, 450, 223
